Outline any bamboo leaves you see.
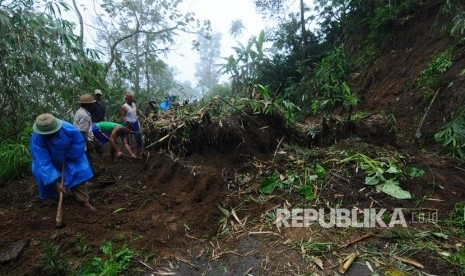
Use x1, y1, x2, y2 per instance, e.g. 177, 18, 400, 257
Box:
259, 164, 325, 200
435, 107, 465, 161
0, 0, 95, 139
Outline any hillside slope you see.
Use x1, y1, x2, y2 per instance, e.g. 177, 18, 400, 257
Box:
352, 0, 465, 145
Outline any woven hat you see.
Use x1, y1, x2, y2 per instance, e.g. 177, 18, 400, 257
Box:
78, 94, 96, 104
33, 113, 62, 135
94, 89, 102, 95
149, 98, 156, 102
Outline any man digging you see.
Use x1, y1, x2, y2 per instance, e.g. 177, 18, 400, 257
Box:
30, 113, 96, 218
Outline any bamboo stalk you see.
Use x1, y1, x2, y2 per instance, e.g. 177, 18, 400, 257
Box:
146, 123, 185, 149
175, 256, 198, 269
248, 231, 280, 236
416, 88, 440, 138
394, 256, 424, 269
338, 252, 358, 274
342, 233, 374, 248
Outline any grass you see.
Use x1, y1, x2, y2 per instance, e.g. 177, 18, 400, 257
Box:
0, 143, 31, 184
451, 246, 465, 274
452, 202, 465, 228
296, 239, 333, 255
75, 234, 90, 257
350, 111, 370, 121
41, 241, 71, 275
262, 207, 278, 229
376, 217, 465, 273
0, 127, 32, 184
41, 237, 139, 276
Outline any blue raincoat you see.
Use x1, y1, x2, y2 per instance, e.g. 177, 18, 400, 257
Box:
160, 96, 173, 111
30, 121, 93, 199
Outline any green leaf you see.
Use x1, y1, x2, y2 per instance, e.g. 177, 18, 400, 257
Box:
365, 175, 381, 185
385, 166, 398, 174
376, 181, 411, 199
307, 174, 318, 182
406, 167, 425, 178
432, 232, 448, 239
314, 163, 326, 177
102, 242, 113, 255
90, 256, 103, 267
282, 174, 297, 186
298, 185, 314, 200
375, 166, 385, 174
259, 176, 278, 194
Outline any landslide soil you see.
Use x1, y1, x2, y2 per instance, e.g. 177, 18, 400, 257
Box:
0, 113, 290, 275
1, 112, 464, 275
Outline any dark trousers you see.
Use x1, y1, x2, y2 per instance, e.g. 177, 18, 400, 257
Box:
127, 121, 143, 152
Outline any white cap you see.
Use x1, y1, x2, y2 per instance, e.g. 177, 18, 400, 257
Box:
94, 89, 102, 95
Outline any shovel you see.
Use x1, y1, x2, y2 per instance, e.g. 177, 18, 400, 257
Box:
56, 163, 65, 228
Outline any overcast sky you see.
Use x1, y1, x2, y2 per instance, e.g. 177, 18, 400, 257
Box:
164, 0, 267, 85
67, 0, 269, 85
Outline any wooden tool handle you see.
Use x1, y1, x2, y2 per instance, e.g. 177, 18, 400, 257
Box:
56, 191, 63, 226
56, 163, 65, 227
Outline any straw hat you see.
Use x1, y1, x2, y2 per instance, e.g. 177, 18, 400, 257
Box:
33, 113, 62, 135
78, 94, 96, 104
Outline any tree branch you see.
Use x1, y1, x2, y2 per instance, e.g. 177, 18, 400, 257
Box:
104, 21, 140, 75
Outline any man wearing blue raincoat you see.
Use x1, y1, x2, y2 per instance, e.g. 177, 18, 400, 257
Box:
30, 113, 96, 211
160, 95, 173, 111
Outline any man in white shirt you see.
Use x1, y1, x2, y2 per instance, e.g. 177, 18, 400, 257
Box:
74, 94, 96, 173
122, 92, 143, 155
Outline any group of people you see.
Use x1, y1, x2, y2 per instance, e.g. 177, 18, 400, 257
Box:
30, 89, 146, 212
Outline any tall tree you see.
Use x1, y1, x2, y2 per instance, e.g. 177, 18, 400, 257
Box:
179, 81, 200, 101
229, 20, 245, 38
72, 0, 84, 50
94, 0, 210, 94
195, 32, 222, 96
254, 0, 309, 63
261, 12, 324, 96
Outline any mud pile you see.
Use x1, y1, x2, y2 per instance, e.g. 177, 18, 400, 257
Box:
145, 112, 291, 156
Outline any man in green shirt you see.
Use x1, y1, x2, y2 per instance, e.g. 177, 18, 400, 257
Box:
92, 122, 137, 158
